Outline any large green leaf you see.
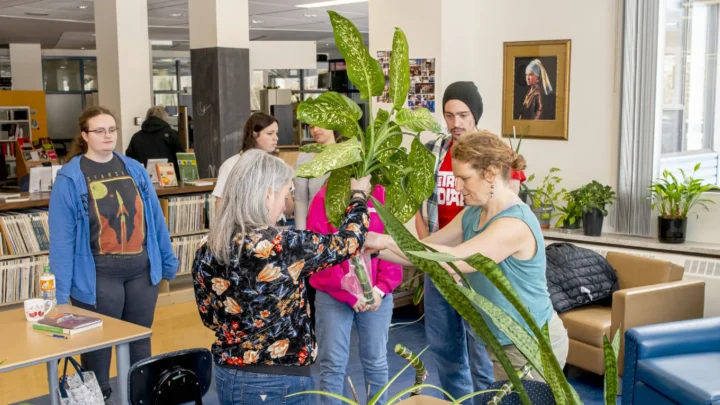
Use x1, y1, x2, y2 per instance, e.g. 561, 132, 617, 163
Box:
395, 108, 441, 133
300, 143, 325, 153
296, 138, 362, 179
325, 165, 354, 228
375, 124, 402, 163
386, 183, 417, 224
406, 137, 436, 204
328, 11, 385, 100
371, 198, 534, 405
388, 28, 410, 112
297, 91, 363, 140
542, 323, 567, 405
603, 334, 619, 405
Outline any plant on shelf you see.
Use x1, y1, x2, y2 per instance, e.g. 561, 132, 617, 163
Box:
294, 12, 440, 304
574, 180, 616, 237
554, 188, 584, 230
648, 163, 719, 243
526, 168, 565, 229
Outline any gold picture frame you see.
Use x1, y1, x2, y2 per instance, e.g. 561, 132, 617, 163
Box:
502, 39, 571, 140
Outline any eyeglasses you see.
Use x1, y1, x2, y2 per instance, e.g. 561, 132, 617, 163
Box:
86, 127, 119, 136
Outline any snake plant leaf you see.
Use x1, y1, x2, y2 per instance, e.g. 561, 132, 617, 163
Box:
296, 138, 362, 179
540, 323, 567, 405
612, 327, 621, 360
413, 281, 424, 305
455, 284, 544, 377
395, 108, 442, 133
325, 165, 354, 228
328, 11, 385, 100
369, 346, 430, 405
300, 143, 326, 153
406, 137, 436, 204
388, 28, 410, 112
603, 334, 619, 405
371, 198, 534, 405
297, 91, 363, 140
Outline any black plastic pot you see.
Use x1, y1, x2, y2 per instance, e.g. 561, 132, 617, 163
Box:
658, 217, 687, 244
583, 208, 605, 236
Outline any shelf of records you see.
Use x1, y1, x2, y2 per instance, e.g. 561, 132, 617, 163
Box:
172, 233, 207, 275
0, 255, 48, 306
160, 193, 217, 237
0, 209, 49, 256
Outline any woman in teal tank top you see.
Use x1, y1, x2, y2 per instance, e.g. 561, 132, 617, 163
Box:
366, 131, 568, 384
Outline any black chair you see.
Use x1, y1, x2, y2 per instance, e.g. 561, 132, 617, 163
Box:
128, 348, 213, 405
475, 379, 556, 404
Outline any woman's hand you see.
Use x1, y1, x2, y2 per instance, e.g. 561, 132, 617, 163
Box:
365, 232, 388, 251
367, 288, 384, 311
352, 299, 368, 313
350, 175, 372, 196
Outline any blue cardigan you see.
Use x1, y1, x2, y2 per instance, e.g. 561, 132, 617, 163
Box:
49, 152, 179, 305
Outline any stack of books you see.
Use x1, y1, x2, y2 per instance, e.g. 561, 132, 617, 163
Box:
172, 234, 207, 274
33, 313, 103, 336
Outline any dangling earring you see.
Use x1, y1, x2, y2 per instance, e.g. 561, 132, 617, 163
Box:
490, 183, 496, 198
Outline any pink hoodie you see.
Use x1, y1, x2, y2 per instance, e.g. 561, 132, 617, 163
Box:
308, 185, 403, 306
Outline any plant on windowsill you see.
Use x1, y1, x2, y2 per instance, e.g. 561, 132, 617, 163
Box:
648, 163, 719, 243
293, 11, 440, 305
554, 188, 584, 230
574, 180, 616, 237
526, 168, 565, 229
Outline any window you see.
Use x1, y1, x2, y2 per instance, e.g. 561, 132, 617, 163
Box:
41, 58, 97, 140
152, 57, 191, 113
43, 59, 82, 92
659, 0, 720, 186
0, 54, 10, 89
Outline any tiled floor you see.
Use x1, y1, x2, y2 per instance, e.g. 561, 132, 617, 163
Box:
14, 308, 616, 405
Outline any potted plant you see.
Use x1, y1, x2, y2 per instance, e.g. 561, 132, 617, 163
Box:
555, 188, 583, 230
648, 163, 719, 243
294, 11, 440, 304
527, 168, 565, 229
574, 180, 616, 236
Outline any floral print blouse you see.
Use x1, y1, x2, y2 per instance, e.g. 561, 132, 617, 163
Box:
192, 199, 369, 371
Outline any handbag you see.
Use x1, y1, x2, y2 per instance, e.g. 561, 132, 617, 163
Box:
57, 357, 105, 405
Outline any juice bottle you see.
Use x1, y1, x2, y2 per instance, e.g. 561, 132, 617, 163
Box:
40, 265, 57, 305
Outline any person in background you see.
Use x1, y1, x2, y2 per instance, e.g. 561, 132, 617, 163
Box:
125, 106, 186, 174
49, 106, 178, 402
308, 183, 401, 405
293, 125, 343, 231
367, 131, 567, 393
212, 112, 292, 217
187, 116, 194, 149
192, 149, 372, 405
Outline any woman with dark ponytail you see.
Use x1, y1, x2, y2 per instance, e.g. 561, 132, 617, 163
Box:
49, 106, 178, 402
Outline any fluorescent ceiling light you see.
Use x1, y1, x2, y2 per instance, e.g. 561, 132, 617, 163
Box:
150, 40, 173, 46
252, 20, 264, 24
78, 5, 88, 9
296, 0, 368, 8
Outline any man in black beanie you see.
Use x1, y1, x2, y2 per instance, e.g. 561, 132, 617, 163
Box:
414, 81, 495, 399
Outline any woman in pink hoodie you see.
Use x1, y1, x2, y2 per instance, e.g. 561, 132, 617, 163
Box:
308, 184, 402, 405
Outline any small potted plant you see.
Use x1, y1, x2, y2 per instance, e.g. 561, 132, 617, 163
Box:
555, 188, 583, 230
527, 168, 565, 229
575, 180, 616, 236
648, 163, 719, 243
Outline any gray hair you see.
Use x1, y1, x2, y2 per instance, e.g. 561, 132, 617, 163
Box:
146, 106, 169, 121
207, 149, 295, 264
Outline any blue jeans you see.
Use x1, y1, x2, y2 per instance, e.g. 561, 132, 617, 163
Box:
424, 274, 494, 403
315, 290, 394, 405
214, 366, 312, 405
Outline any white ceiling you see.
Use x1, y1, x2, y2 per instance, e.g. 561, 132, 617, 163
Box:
0, 0, 369, 55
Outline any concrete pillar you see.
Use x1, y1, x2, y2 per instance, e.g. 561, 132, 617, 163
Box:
94, 0, 152, 152
9, 44, 43, 90
189, 0, 251, 177
369, 0, 477, 125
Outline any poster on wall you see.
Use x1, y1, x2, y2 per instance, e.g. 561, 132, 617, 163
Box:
376, 52, 436, 113
501, 39, 571, 140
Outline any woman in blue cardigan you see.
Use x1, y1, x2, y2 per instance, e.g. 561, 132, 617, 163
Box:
49, 106, 178, 402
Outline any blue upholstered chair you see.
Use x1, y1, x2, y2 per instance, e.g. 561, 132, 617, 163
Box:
622, 317, 720, 405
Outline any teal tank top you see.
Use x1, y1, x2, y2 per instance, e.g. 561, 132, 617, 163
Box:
461, 203, 552, 346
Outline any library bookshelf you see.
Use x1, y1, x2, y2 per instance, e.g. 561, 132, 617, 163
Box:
0, 181, 215, 310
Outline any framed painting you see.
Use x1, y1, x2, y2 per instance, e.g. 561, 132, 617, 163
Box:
502, 39, 571, 140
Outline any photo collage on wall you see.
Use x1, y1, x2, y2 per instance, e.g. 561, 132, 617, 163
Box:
376, 52, 436, 112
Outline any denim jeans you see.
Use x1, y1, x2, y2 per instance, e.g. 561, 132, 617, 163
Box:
424, 274, 494, 403
315, 290, 394, 405
214, 366, 312, 405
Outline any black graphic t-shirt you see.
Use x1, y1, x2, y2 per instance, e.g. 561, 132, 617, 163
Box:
81, 156, 149, 275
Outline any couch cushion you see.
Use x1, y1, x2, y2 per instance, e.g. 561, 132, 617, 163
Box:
559, 306, 611, 347
634, 381, 678, 405
637, 352, 720, 405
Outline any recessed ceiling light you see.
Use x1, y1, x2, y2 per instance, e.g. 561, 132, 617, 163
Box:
78, 5, 87, 9
252, 20, 264, 24
170, 13, 182, 17
304, 14, 317, 17
81, 47, 85, 50
296, 0, 367, 8
91, 33, 96, 36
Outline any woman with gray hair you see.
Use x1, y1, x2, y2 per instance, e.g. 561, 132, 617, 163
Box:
125, 105, 185, 173
518, 59, 553, 121
192, 149, 372, 405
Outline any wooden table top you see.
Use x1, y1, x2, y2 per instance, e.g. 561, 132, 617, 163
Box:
0, 305, 151, 372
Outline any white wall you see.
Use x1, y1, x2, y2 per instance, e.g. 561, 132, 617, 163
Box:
9, 44, 43, 90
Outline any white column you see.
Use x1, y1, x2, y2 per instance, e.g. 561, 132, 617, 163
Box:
9, 44, 43, 91
189, 0, 249, 49
94, 0, 152, 153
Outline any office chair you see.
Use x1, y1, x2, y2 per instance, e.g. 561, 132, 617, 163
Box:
128, 348, 213, 405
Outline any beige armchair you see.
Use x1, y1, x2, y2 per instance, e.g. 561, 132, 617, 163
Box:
558, 252, 705, 375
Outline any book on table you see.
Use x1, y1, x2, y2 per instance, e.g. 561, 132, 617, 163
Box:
33, 312, 103, 335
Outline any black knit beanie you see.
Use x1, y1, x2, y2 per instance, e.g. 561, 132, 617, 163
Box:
442, 81, 483, 124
